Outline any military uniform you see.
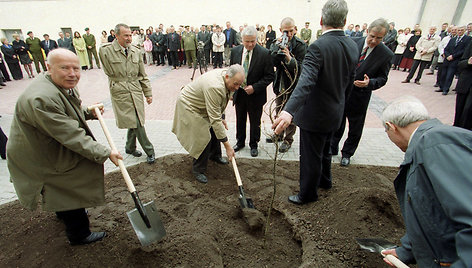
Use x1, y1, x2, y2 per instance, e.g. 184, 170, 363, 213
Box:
83, 33, 101, 68
181, 31, 197, 68
300, 28, 312, 45
26, 36, 47, 73
99, 40, 155, 157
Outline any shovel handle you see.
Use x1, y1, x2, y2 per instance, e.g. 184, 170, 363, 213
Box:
88, 104, 136, 193
231, 157, 243, 187
385, 255, 409, 268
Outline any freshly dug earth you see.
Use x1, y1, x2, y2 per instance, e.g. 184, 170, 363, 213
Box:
0, 154, 405, 267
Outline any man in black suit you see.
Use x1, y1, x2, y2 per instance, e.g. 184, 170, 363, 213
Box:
454, 42, 472, 130
41, 34, 58, 57
331, 18, 393, 167
439, 26, 472, 95
223, 21, 237, 66
167, 26, 181, 69
273, 0, 358, 204
231, 26, 274, 157
155, 28, 166, 66
197, 25, 211, 65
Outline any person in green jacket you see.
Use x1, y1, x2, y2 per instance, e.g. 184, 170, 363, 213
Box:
300, 22, 312, 45
181, 26, 197, 68
25, 31, 47, 73
7, 48, 122, 245
83, 27, 101, 69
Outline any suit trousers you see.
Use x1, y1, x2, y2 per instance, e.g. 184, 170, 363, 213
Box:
299, 129, 332, 202
157, 51, 165, 65
204, 49, 211, 65
56, 208, 91, 242
440, 60, 459, 93
454, 88, 472, 130
185, 50, 197, 67
213, 52, 223, 67
331, 90, 371, 157
224, 46, 231, 66
435, 62, 443, 86
192, 127, 222, 174
235, 97, 263, 149
0, 127, 7, 159
31, 52, 47, 73
125, 114, 155, 156
86, 47, 101, 68
0, 61, 11, 81
169, 51, 179, 68
275, 94, 296, 144
406, 60, 428, 82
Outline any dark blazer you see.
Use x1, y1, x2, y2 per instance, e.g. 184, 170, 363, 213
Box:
352, 37, 394, 92
230, 44, 274, 106
444, 35, 472, 63
456, 42, 472, 94
41, 39, 58, 56
197, 31, 211, 50
403, 35, 421, 59
223, 28, 237, 47
266, 30, 276, 49
12, 40, 29, 55
167, 32, 181, 51
1, 45, 19, 64
284, 30, 358, 133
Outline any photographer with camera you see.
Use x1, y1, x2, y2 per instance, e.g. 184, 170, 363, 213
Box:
267, 17, 307, 153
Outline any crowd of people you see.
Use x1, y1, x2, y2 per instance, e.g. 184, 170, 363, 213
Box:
1, 0, 472, 266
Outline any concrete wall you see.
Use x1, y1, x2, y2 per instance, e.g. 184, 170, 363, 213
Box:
0, 0, 471, 42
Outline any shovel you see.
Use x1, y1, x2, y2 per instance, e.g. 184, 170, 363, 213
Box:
231, 157, 255, 209
89, 103, 166, 246
356, 238, 409, 268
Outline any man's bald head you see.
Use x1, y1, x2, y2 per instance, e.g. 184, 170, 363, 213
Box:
280, 17, 295, 28
47, 48, 81, 89
48, 48, 79, 66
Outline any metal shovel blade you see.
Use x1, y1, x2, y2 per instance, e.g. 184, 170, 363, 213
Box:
355, 238, 396, 253
239, 195, 255, 209
127, 200, 166, 246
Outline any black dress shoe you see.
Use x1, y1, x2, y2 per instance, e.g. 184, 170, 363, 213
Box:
210, 156, 229, 165
433, 84, 439, 87
147, 154, 155, 164
70, 232, 106, 246
442, 92, 448, 95
195, 173, 208, 183
250, 148, 258, 157
125, 149, 142, 157
340, 156, 350, 167
233, 144, 245, 152
279, 142, 291, 153
434, 89, 442, 92
266, 135, 281, 143
0, 82, 6, 86
288, 195, 316, 205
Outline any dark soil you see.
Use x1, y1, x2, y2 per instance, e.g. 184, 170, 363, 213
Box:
0, 154, 405, 267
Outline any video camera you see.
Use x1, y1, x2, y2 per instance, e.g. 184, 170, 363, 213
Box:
276, 31, 289, 58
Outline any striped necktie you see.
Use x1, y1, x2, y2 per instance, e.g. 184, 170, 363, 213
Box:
357, 47, 368, 68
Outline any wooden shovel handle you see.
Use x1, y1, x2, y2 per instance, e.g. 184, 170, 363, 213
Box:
88, 104, 136, 193
385, 254, 409, 268
231, 157, 243, 187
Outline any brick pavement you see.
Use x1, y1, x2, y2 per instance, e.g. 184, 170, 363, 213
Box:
0, 64, 457, 205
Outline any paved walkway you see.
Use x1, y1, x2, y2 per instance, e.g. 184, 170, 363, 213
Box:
0, 64, 457, 205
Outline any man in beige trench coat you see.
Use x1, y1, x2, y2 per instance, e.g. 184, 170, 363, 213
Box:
7, 48, 122, 245
100, 23, 156, 164
172, 65, 244, 183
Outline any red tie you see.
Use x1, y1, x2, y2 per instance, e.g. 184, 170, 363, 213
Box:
357, 47, 368, 68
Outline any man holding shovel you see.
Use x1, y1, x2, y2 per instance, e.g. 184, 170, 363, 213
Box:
172, 65, 244, 183
7, 48, 122, 245
381, 96, 472, 267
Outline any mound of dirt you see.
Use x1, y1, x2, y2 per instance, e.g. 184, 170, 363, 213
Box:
0, 154, 404, 267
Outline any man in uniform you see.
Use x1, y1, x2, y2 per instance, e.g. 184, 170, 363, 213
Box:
300, 22, 312, 45
172, 65, 243, 183
99, 23, 156, 164
7, 48, 122, 245
181, 26, 198, 68
26, 31, 47, 74
83, 27, 101, 69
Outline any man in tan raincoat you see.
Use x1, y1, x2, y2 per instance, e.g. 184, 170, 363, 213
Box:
172, 65, 244, 183
7, 48, 122, 245
100, 23, 155, 164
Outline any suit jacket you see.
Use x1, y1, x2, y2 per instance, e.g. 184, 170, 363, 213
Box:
57, 37, 73, 51
414, 34, 441, 61
284, 30, 358, 133
6, 73, 110, 212
41, 39, 58, 56
197, 31, 211, 49
444, 35, 472, 64
223, 28, 237, 47
1, 45, 19, 64
167, 32, 181, 51
230, 44, 274, 107
456, 42, 472, 94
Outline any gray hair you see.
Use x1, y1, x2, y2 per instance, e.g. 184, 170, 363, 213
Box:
368, 18, 390, 33
242, 26, 257, 37
321, 0, 349, 28
227, 64, 244, 77
381, 96, 430, 128
115, 23, 130, 35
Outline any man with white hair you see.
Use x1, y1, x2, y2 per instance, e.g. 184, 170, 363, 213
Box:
7, 48, 122, 245
380, 96, 472, 267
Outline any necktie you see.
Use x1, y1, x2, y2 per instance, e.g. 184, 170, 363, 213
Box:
125, 48, 128, 57
69, 89, 75, 98
456, 36, 462, 46
357, 47, 368, 68
46, 40, 49, 47
242, 51, 250, 87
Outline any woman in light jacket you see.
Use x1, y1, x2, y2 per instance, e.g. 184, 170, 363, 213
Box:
212, 26, 225, 68
392, 28, 412, 70
72, 31, 89, 70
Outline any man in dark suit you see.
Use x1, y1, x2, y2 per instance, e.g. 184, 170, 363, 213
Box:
167, 25, 181, 69
439, 26, 472, 95
223, 21, 237, 66
273, 0, 358, 204
231, 26, 274, 157
454, 42, 472, 130
57, 32, 73, 51
198, 25, 211, 65
41, 34, 58, 57
331, 18, 393, 167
